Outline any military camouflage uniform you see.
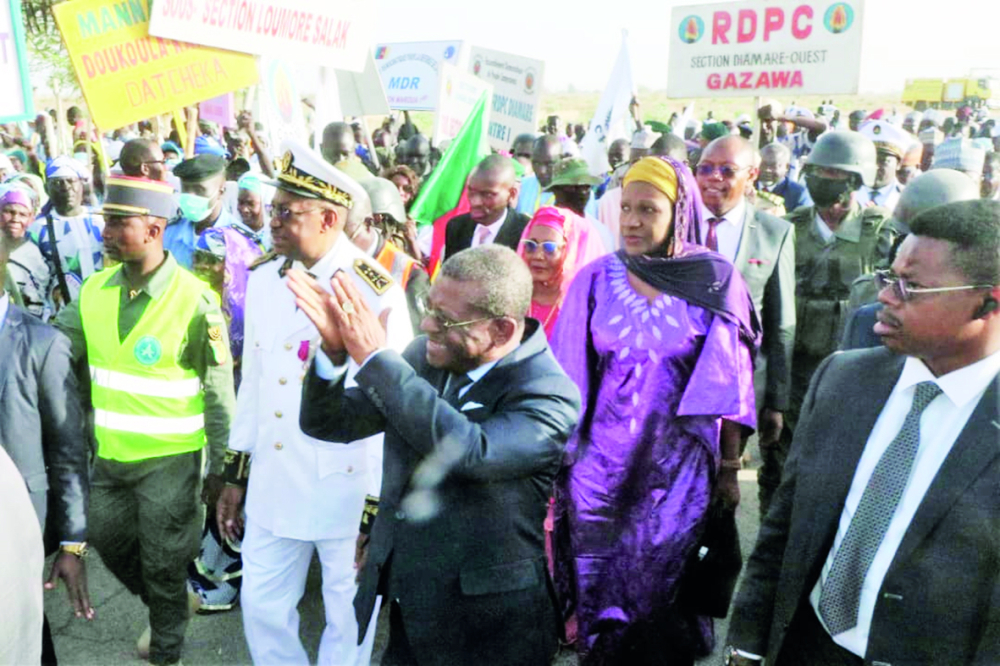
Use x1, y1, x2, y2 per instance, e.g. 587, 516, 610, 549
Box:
787, 202, 895, 425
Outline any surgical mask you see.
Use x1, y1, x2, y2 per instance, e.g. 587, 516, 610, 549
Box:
165, 158, 181, 171
805, 175, 854, 208
178, 193, 214, 222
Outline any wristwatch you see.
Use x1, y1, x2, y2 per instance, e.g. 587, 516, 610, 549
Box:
724, 646, 762, 665
60, 542, 89, 558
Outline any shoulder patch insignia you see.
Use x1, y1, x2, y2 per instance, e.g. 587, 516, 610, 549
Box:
250, 251, 281, 271
354, 258, 393, 295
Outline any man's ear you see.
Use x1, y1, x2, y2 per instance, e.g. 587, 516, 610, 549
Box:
508, 182, 521, 207
321, 206, 341, 232
490, 316, 519, 346
146, 217, 164, 243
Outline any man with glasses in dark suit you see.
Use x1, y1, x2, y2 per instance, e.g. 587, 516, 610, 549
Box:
288, 244, 581, 666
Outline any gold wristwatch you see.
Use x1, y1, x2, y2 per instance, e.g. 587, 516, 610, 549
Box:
60, 542, 89, 558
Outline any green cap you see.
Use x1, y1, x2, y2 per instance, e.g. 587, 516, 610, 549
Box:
544, 158, 602, 190
173, 154, 226, 182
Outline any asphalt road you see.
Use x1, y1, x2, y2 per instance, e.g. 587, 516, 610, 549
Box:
44, 470, 763, 665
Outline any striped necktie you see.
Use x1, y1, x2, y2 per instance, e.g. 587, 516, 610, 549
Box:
818, 380, 943, 635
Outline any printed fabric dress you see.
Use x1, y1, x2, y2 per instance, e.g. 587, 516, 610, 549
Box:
551, 253, 756, 664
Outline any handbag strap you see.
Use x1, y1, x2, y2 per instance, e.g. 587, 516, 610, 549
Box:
45, 212, 72, 305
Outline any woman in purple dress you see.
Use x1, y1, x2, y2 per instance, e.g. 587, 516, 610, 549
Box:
552, 156, 760, 665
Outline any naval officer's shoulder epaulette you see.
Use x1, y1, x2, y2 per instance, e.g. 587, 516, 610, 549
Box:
353, 258, 393, 295
250, 251, 281, 271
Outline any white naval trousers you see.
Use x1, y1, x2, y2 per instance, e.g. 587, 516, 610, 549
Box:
241, 519, 379, 665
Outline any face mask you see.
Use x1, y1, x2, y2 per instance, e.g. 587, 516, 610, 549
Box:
165, 158, 181, 171
805, 175, 854, 208
178, 193, 213, 222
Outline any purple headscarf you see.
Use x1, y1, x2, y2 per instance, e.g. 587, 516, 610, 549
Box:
0, 187, 33, 211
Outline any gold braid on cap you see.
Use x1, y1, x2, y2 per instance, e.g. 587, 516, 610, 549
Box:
277, 151, 353, 209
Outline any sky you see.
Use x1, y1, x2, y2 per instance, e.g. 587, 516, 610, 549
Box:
373, 0, 1000, 94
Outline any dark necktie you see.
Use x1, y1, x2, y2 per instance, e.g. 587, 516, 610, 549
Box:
705, 217, 721, 253
442, 373, 473, 406
818, 380, 943, 635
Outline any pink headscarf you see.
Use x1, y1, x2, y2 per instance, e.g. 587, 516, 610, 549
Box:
0, 187, 33, 212
519, 206, 607, 338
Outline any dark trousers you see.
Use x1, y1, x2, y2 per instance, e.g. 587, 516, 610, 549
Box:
382, 600, 419, 666
41, 614, 56, 666
757, 428, 791, 519
89, 450, 204, 665
760, 351, 825, 519
776, 604, 864, 666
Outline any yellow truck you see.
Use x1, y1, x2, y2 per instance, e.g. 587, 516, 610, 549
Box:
902, 77, 995, 110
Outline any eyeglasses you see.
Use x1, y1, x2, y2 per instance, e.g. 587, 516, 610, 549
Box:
270, 204, 324, 224
142, 160, 165, 166
696, 164, 751, 179
424, 308, 495, 331
520, 239, 564, 256
874, 269, 995, 302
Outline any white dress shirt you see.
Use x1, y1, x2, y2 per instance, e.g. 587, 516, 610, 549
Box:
809, 348, 1000, 657
698, 198, 747, 262
471, 209, 508, 248
857, 183, 901, 212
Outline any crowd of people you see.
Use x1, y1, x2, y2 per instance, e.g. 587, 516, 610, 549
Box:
3, 91, 1000, 666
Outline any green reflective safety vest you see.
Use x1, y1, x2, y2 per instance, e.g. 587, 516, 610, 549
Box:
80, 265, 211, 462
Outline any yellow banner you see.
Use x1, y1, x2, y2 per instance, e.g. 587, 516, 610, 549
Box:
53, 0, 259, 130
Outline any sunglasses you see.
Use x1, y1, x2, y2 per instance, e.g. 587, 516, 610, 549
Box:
696, 164, 751, 179
520, 239, 564, 256
874, 269, 994, 302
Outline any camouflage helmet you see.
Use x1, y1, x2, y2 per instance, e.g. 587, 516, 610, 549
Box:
892, 170, 980, 234
805, 130, 878, 188
361, 177, 407, 225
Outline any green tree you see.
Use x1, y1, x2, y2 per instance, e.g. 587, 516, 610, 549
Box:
22, 0, 79, 98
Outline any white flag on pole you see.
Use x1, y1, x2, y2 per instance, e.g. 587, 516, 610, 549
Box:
580, 32, 635, 177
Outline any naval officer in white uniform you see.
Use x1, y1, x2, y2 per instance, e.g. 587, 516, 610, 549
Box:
217, 139, 413, 665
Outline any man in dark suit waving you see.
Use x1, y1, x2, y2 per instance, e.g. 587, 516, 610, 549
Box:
695, 136, 797, 517
443, 155, 530, 260
724, 199, 1000, 666
287, 245, 581, 666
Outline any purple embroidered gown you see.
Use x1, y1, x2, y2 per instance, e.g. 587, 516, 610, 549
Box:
551, 253, 756, 664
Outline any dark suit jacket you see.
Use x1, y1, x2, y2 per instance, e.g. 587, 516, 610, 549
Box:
443, 208, 531, 260
764, 175, 810, 213
300, 320, 581, 666
733, 206, 797, 412
727, 348, 1000, 665
840, 302, 884, 351
0, 304, 88, 550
